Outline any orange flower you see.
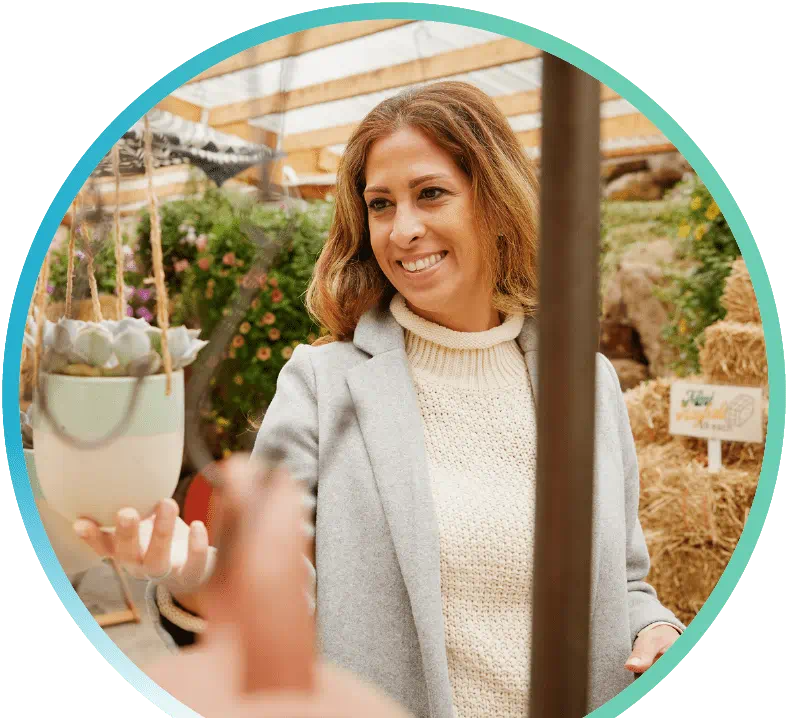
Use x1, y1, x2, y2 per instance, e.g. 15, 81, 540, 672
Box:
251, 298, 261, 310
271, 289, 284, 303
228, 348, 237, 359
262, 312, 276, 325
268, 276, 279, 288
223, 252, 236, 266
256, 346, 272, 361
205, 287, 214, 299
257, 273, 268, 289
198, 257, 212, 271
233, 374, 244, 386
232, 335, 245, 348
240, 322, 251, 335
268, 328, 281, 341
281, 346, 293, 360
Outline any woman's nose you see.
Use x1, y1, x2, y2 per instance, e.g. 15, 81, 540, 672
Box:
390, 208, 426, 248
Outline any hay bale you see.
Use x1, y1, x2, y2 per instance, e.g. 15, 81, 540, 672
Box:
624, 378, 673, 445
721, 258, 760, 324
637, 441, 759, 625
699, 321, 767, 387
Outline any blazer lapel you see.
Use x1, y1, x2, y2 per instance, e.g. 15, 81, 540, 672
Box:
517, 316, 601, 609
348, 307, 454, 716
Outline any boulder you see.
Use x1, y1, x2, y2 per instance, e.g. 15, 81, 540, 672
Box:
610, 358, 648, 390
647, 153, 692, 188
603, 171, 663, 201
601, 158, 649, 183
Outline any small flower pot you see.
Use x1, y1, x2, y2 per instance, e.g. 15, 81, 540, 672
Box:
24, 448, 103, 578
33, 371, 184, 527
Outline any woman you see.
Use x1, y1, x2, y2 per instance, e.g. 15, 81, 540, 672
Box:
76, 81, 683, 718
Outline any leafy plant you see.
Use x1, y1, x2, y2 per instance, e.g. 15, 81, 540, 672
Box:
657, 179, 740, 374
169, 196, 333, 456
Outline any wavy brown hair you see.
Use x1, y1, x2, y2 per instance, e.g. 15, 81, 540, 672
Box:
306, 81, 540, 343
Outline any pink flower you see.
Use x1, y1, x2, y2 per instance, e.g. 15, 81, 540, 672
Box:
281, 346, 293, 360
196, 235, 208, 252
126, 305, 134, 317
271, 289, 283, 303
256, 346, 272, 361
268, 328, 281, 341
268, 277, 279, 288
223, 252, 236, 266
198, 257, 212, 271
174, 259, 190, 274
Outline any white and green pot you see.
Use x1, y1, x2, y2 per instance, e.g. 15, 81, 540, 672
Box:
24, 447, 103, 579
32, 371, 184, 527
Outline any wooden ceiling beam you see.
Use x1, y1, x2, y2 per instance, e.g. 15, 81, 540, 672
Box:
210, 37, 542, 128
517, 112, 661, 147
187, 20, 414, 84
283, 85, 623, 152
154, 95, 203, 123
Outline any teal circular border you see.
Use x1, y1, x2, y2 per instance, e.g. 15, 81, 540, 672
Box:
3, 4, 783, 716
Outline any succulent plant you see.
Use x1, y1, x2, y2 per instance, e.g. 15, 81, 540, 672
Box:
24, 312, 207, 377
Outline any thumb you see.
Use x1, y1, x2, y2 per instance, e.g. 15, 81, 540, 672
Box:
625, 637, 655, 673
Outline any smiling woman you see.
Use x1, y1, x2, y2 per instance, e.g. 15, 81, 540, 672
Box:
307, 81, 540, 338
90, 80, 685, 718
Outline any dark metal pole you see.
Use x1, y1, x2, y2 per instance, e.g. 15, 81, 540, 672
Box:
529, 55, 601, 718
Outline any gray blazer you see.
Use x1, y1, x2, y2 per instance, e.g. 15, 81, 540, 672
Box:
249, 302, 684, 718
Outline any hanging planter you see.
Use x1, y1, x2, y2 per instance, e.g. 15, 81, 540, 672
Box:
25, 118, 208, 528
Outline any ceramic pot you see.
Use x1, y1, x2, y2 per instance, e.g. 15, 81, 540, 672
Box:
33, 371, 184, 526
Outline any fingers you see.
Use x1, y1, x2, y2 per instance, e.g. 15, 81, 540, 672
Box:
73, 518, 114, 557
114, 508, 142, 567
142, 499, 179, 578
178, 521, 210, 588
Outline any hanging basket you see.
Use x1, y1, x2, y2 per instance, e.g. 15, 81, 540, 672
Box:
32, 371, 185, 526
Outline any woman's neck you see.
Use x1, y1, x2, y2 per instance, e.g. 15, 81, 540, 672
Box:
404, 298, 501, 332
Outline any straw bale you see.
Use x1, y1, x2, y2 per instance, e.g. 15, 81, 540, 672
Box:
699, 321, 767, 387
624, 378, 672, 445
721, 258, 761, 324
637, 441, 759, 625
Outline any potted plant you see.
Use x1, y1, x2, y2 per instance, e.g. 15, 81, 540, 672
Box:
25, 314, 207, 526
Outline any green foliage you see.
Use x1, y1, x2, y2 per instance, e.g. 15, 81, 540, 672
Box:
657, 180, 740, 374
168, 195, 333, 456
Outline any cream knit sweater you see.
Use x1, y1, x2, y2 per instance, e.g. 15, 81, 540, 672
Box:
390, 293, 536, 718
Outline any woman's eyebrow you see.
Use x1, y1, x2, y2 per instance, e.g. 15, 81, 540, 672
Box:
364, 173, 451, 194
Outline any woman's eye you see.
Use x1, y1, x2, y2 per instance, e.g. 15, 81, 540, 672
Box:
421, 187, 445, 201
367, 199, 389, 211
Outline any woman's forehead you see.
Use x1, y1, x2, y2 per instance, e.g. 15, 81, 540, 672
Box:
365, 128, 460, 185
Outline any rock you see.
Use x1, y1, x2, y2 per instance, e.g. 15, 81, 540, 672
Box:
599, 321, 647, 363
610, 358, 649, 390
601, 158, 649, 183
602, 239, 681, 376
647, 153, 692, 188
603, 171, 663, 201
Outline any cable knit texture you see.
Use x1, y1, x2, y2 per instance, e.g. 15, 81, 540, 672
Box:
390, 293, 536, 718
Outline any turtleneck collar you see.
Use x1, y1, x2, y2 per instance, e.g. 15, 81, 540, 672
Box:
389, 293, 527, 389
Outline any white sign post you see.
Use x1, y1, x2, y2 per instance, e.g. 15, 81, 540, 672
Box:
669, 381, 764, 474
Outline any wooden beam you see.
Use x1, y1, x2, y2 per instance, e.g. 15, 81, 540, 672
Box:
517, 112, 660, 147
187, 20, 414, 84
210, 37, 542, 127
80, 180, 214, 209
215, 121, 278, 147
155, 95, 203, 123
283, 85, 622, 152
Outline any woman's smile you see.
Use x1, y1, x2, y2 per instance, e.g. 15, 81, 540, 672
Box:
396, 250, 449, 277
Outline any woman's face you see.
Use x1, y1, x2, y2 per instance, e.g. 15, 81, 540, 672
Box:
364, 126, 497, 331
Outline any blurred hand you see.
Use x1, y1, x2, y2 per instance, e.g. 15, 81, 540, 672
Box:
144, 456, 412, 717
74, 497, 215, 594
625, 624, 681, 674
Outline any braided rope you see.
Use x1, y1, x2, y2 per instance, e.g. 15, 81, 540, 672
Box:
156, 584, 206, 634
65, 196, 78, 318
33, 252, 51, 388
144, 115, 173, 395
112, 144, 126, 318
82, 225, 103, 322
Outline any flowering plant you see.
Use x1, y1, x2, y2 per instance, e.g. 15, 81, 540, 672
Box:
657, 178, 740, 374
177, 198, 332, 456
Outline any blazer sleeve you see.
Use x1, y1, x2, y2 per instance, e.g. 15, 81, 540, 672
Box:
599, 355, 686, 643
251, 344, 319, 610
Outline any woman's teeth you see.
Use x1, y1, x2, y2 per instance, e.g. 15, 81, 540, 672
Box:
401, 252, 446, 273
